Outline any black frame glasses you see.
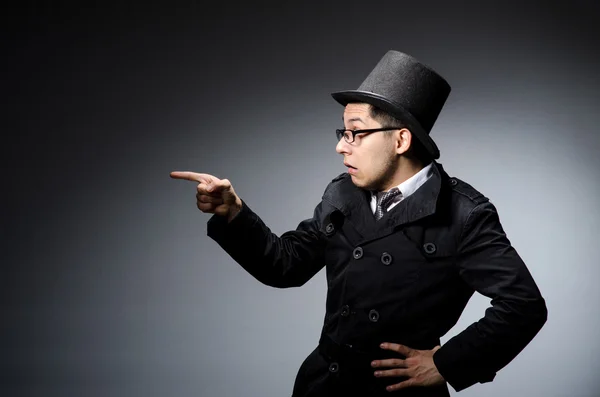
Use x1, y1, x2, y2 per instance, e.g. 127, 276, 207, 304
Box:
335, 127, 403, 143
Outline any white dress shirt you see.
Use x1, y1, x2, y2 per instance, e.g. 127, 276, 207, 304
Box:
369, 162, 434, 214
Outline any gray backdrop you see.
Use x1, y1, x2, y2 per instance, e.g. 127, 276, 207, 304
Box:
3, 1, 600, 396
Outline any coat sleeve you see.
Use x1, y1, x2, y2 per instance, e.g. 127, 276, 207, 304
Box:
206, 199, 327, 288
432, 200, 548, 392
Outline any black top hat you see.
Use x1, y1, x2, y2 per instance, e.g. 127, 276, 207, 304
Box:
331, 50, 451, 160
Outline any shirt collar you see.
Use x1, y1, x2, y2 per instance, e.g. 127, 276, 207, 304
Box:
371, 161, 434, 201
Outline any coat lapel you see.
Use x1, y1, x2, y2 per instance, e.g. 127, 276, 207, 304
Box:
322, 161, 448, 245
321, 174, 374, 241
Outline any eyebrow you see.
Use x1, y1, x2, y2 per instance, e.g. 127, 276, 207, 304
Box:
342, 116, 365, 124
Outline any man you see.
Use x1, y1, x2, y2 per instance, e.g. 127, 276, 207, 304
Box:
170, 50, 547, 396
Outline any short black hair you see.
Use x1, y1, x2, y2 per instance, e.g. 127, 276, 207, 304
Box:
368, 105, 431, 165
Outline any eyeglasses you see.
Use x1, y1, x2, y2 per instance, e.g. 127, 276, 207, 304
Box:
335, 127, 403, 144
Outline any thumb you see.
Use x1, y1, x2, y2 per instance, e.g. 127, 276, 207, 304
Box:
206, 178, 231, 193
432, 345, 442, 353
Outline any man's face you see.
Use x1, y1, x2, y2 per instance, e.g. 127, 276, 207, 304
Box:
336, 103, 398, 191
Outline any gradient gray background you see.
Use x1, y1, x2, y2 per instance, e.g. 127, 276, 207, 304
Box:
3, 2, 600, 396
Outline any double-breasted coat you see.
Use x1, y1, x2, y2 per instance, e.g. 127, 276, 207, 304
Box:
207, 161, 547, 396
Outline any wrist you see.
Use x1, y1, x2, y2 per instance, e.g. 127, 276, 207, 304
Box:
227, 197, 243, 223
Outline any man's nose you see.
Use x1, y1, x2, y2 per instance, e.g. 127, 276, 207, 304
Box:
336, 138, 349, 154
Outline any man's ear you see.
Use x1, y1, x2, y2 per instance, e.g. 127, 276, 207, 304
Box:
396, 128, 412, 155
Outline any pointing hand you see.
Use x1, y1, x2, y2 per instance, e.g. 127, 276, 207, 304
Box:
170, 171, 243, 222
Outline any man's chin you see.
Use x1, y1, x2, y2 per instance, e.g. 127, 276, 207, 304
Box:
350, 175, 371, 190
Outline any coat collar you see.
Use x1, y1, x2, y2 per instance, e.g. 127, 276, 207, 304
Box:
322, 161, 449, 243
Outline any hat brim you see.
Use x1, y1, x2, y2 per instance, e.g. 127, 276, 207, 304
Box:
331, 90, 440, 160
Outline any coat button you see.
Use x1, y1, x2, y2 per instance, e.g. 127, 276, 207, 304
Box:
325, 223, 335, 235
353, 247, 363, 259
448, 178, 458, 186
341, 305, 350, 317
369, 309, 380, 322
423, 242, 437, 254
380, 252, 393, 266
329, 362, 339, 373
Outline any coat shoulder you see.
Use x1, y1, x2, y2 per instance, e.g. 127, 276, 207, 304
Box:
446, 175, 489, 208
323, 172, 350, 193
330, 172, 349, 184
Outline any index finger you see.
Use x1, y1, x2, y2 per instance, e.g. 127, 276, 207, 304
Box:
380, 342, 413, 356
170, 171, 212, 184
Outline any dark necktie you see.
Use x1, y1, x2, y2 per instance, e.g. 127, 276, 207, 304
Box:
374, 187, 402, 220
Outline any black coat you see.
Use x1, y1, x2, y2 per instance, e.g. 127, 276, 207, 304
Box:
207, 161, 547, 396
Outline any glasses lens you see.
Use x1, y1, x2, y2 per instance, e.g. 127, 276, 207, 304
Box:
344, 131, 353, 143
336, 129, 355, 143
